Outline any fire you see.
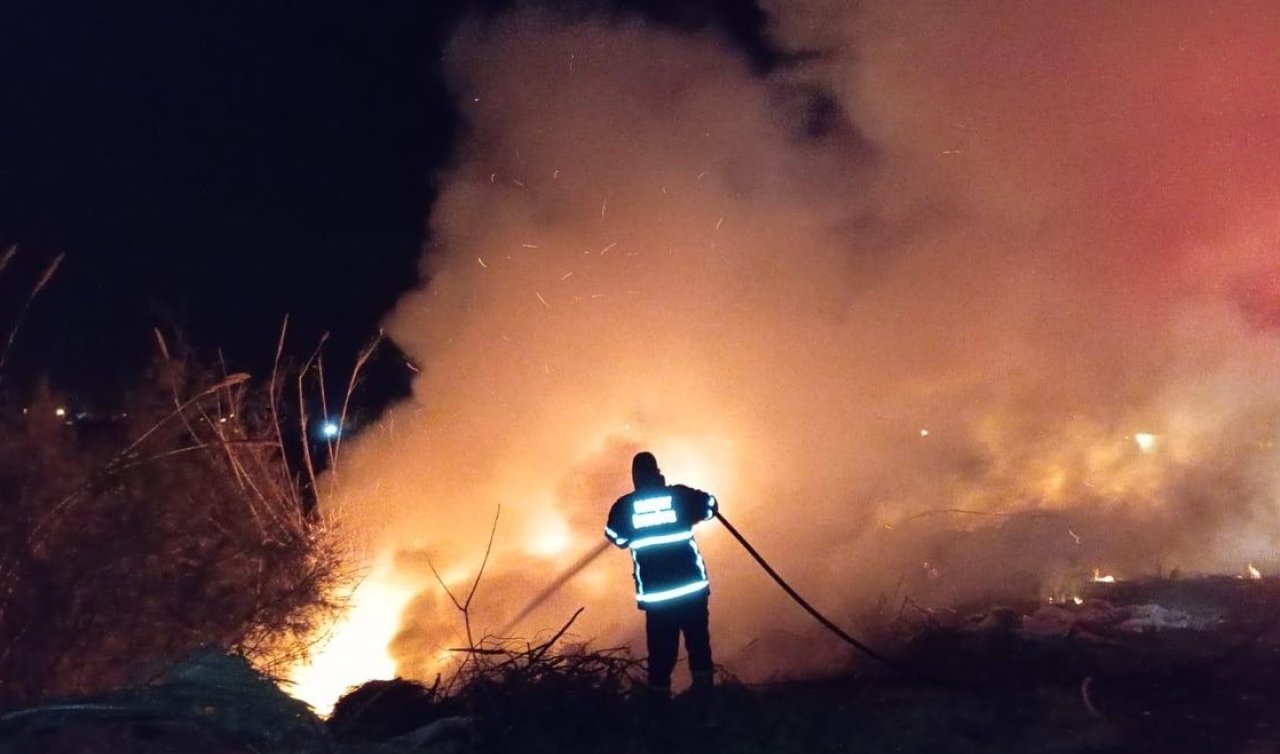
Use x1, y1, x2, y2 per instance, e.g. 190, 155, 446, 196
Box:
1091, 568, 1116, 583
524, 508, 572, 557
285, 559, 417, 716
646, 434, 737, 503
1248, 563, 1263, 579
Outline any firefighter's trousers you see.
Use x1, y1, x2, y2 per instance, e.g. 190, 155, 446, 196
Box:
644, 592, 712, 691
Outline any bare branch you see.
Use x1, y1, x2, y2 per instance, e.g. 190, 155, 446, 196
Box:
0, 244, 16, 277
294, 333, 328, 507
0, 251, 64, 377
426, 558, 464, 613
528, 607, 584, 665
120, 373, 251, 457
268, 315, 294, 510
333, 330, 383, 469
153, 328, 172, 362
464, 505, 501, 612
316, 349, 333, 458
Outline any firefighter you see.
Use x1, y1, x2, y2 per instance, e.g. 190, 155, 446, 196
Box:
604, 451, 717, 704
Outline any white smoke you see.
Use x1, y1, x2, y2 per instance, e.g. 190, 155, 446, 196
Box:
323, 2, 1280, 684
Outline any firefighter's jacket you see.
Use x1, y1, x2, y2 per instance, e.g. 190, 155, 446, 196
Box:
604, 484, 717, 609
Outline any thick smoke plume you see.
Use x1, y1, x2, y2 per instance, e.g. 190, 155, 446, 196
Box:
325, 3, 1280, 684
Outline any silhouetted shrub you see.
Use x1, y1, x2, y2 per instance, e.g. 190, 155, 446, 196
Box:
0, 358, 343, 704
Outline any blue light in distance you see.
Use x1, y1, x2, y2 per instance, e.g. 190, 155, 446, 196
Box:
321, 421, 340, 439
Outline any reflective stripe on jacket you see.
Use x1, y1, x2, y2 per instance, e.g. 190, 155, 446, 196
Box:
604, 484, 717, 609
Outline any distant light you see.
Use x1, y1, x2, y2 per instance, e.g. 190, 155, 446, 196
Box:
54, 407, 66, 418
1133, 433, 1157, 452
919, 428, 930, 438
322, 421, 340, 439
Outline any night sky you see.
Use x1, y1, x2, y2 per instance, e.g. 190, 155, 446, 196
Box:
0, 0, 771, 408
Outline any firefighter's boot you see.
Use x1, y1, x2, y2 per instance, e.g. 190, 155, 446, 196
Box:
690, 670, 716, 726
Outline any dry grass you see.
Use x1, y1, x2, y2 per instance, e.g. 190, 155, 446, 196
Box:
0, 357, 348, 703
0, 252, 350, 704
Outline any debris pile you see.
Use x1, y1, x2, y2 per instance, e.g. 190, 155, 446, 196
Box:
1021, 599, 1219, 636
0, 650, 327, 754
893, 575, 1280, 752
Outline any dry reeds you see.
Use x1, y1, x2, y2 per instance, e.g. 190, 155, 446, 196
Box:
0, 320, 350, 704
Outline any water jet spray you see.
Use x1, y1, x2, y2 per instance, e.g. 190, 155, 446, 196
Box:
498, 540, 611, 637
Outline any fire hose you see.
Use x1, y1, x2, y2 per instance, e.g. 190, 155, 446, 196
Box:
713, 510, 907, 676
503, 510, 908, 676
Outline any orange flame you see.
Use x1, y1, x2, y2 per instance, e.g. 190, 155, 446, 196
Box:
285, 560, 417, 716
